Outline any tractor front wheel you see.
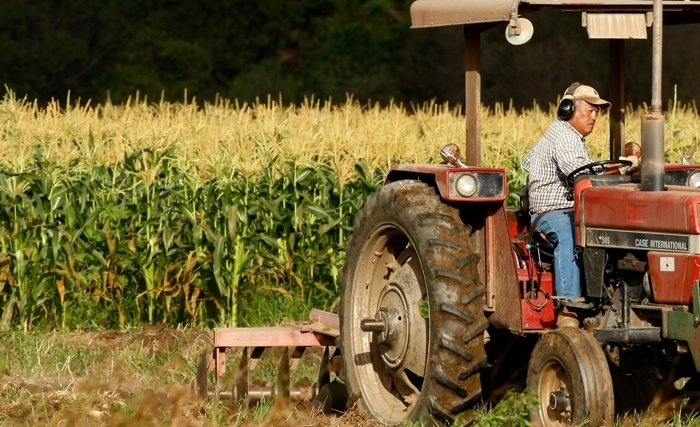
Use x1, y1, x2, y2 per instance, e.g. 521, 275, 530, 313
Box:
527, 328, 614, 426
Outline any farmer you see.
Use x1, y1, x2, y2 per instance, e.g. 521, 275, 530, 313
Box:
523, 82, 625, 328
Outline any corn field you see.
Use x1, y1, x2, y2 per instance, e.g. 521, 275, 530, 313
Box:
0, 88, 698, 331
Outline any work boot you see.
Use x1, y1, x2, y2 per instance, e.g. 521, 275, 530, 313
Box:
559, 296, 594, 310
556, 307, 579, 329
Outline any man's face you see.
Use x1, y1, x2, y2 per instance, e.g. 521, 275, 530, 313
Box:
569, 101, 600, 137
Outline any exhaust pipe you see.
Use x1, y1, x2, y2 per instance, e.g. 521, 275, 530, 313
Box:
641, 0, 665, 192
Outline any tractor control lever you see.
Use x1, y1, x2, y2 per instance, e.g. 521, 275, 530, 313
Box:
440, 143, 468, 168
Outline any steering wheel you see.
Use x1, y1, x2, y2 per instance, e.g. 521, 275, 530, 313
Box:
565, 159, 633, 187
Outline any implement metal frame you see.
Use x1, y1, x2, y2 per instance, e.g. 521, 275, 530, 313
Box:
194, 309, 341, 405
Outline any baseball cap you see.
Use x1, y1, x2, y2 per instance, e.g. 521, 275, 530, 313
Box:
572, 84, 611, 108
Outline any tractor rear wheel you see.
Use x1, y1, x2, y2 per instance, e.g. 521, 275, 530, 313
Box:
527, 328, 614, 426
339, 180, 488, 424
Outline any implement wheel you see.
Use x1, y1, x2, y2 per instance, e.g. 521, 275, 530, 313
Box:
339, 180, 488, 424
527, 328, 614, 426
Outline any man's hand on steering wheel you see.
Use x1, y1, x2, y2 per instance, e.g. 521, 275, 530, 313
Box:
565, 159, 634, 188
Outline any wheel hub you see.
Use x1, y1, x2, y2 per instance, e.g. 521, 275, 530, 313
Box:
548, 387, 572, 419
360, 280, 413, 369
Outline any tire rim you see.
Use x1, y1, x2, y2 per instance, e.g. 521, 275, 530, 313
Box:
350, 225, 429, 422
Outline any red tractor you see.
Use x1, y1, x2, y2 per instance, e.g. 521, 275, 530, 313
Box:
338, 1, 700, 425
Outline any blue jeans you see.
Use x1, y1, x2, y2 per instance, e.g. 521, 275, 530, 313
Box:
530, 209, 582, 298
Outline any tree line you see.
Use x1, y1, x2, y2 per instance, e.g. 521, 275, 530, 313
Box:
1, 0, 698, 109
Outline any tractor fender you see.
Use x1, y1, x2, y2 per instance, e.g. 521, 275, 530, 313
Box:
385, 163, 508, 203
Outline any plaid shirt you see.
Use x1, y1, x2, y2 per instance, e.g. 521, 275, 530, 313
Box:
523, 119, 593, 213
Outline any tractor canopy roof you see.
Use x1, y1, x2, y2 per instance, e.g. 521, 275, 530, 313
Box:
409, 0, 700, 165
411, 0, 700, 29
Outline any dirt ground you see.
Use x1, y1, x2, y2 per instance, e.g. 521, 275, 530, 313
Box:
0, 326, 384, 427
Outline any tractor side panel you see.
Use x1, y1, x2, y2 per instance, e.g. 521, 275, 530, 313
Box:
648, 252, 700, 304
485, 206, 533, 331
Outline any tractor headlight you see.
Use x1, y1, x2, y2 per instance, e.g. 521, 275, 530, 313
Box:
688, 171, 700, 188
444, 169, 506, 201
455, 174, 478, 197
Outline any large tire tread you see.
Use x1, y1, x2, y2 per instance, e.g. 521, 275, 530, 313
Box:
340, 181, 488, 425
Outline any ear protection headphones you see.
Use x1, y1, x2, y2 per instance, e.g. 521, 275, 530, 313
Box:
557, 81, 582, 121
